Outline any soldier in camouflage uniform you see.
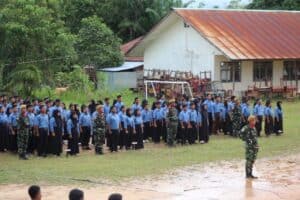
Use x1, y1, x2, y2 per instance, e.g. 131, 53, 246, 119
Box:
166, 100, 178, 146
93, 105, 106, 155
232, 100, 242, 137
17, 105, 30, 160
240, 115, 259, 179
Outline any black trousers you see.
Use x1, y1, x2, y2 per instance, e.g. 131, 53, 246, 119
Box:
181, 122, 189, 144
110, 129, 119, 152
38, 128, 48, 156
135, 124, 144, 149
274, 116, 283, 134
255, 116, 263, 137
81, 126, 91, 147
143, 122, 151, 140
208, 112, 213, 135
189, 122, 197, 144
119, 122, 126, 148
153, 120, 162, 143
265, 116, 273, 136
68, 129, 79, 155
0, 124, 9, 151
27, 127, 36, 153
9, 127, 18, 152
125, 126, 133, 149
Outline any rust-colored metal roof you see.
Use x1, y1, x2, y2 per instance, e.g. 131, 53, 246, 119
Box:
121, 36, 144, 55
121, 36, 144, 61
174, 9, 300, 60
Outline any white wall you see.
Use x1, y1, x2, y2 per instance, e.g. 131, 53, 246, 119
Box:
144, 17, 222, 78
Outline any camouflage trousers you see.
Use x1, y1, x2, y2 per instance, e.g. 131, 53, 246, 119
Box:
17, 130, 29, 155
94, 131, 105, 154
245, 147, 258, 176
232, 119, 242, 137
167, 122, 177, 146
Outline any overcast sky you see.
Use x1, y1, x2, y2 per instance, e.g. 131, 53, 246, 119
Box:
187, 0, 252, 8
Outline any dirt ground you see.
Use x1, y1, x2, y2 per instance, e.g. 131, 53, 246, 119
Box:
0, 153, 299, 200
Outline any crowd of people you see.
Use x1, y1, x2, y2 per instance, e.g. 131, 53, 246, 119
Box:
0, 94, 284, 160
28, 185, 122, 200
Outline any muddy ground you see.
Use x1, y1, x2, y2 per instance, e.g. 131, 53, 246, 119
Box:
0, 153, 299, 200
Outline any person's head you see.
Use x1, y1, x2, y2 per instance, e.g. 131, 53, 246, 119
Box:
69, 189, 84, 200
156, 101, 161, 109
230, 96, 236, 102
248, 115, 256, 128
257, 99, 262, 105
12, 105, 18, 113
0, 106, 4, 113
168, 99, 176, 108
27, 105, 33, 113
134, 97, 139, 104
108, 193, 122, 200
53, 110, 61, 118
266, 99, 271, 107
55, 99, 60, 106
207, 94, 211, 100
20, 104, 27, 114
182, 104, 187, 111
96, 105, 103, 113
69, 103, 75, 110
235, 99, 240, 106
28, 185, 41, 200
71, 111, 78, 121
216, 96, 221, 102
144, 103, 149, 110
126, 108, 132, 117
134, 109, 141, 116
277, 101, 282, 110
190, 102, 195, 110
111, 106, 117, 114
120, 105, 126, 113
105, 97, 110, 104
40, 105, 47, 114
117, 95, 122, 102
81, 104, 87, 113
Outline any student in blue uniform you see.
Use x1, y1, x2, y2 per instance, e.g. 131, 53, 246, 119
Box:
214, 96, 223, 134
204, 94, 214, 135
153, 101, 164, 143
242, 99, 251, 127
199, 102, 209, 144
179, 104, 190, 145
49, 110, 64, 156
264, 100, 274, 136
107, 106, 120, 152
125, 108, 134, 150
114, 95, 124, 112
26, 105, 36, 154
103, 98, 110, 117
133, 109, 144, 149
274, 101, 283, 135
79, 105, 92, 150
0, 106, 9, 152
141, 103, 153, 141
67, 111, 80, 155
8, 104, 18, 152
131, 97, 142, 113
189, 102, 198, 144
253, 99, 264, 137
35, 106, 49, 157
118, 106, 127, 150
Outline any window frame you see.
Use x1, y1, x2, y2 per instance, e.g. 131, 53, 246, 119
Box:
220, 61, 241, 83
253, 61, 273, 82
283, 60, 300, 81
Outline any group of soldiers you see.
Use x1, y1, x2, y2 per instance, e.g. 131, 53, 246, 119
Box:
0, 94, 283, 163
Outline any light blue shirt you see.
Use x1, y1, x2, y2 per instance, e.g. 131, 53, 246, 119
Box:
189, 109, 198, 122
126, 116, 134, 127
35, 114, 49, 129
49, 117, 64, 133
274, 107, 283, 119
264, 107, 273, 117
79, 112, 92, 127
67, 119, 79, 135
107, 113, 120, 130
253, 104, 264, 116
142, 109, 152, 123
119, 111, 128, 129
242, 105, 251, 118
179, 110, 190, 123
27, 112, 35, 127
114, 101, 124, 112
134, 115, 143, 125
131, 104, 142, 113
9, 112, 18, 127
0, 113, 8, 124
153, 108, 164, 120
104, 103, 110, 117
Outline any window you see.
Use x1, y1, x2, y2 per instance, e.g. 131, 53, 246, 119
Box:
253, 61, 273, 81
220, 62, 241, 82
283, 61, 300, 80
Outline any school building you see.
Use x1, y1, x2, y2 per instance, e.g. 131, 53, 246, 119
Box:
127, 8, 300, 94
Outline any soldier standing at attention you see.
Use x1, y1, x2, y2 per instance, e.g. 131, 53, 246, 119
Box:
93, 105, 106, 155
166, 99, 178, 146
240, 115, 259, 179
17, 105, 30, 160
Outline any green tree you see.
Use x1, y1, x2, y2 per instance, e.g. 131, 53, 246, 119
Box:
247, 0, 300, 10
0, 0, 77, 90
76, 16, 123, 68
227, 0, 246, 9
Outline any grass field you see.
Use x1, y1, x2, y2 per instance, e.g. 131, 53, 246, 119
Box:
0, 101, 299, 186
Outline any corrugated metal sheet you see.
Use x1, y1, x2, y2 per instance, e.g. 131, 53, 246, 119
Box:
100, 61, 143, 72
174, 9, 300, 60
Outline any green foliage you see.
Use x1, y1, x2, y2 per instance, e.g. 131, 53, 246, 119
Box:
227, 0, 246, 9
76, 16, 123, 68
4, 64, 42, 96
247, 0, 300, 10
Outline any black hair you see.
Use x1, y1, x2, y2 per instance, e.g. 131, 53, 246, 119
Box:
108, 193, 122, 200
69, 189, 84, 200
126, 108, 131, 117
104, 97, 110, 101
120, 105, 125, 111
265, 99, 271, 107
28, 185, 40, 199
81, 104, 86, 112
277, 101, 282, 110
